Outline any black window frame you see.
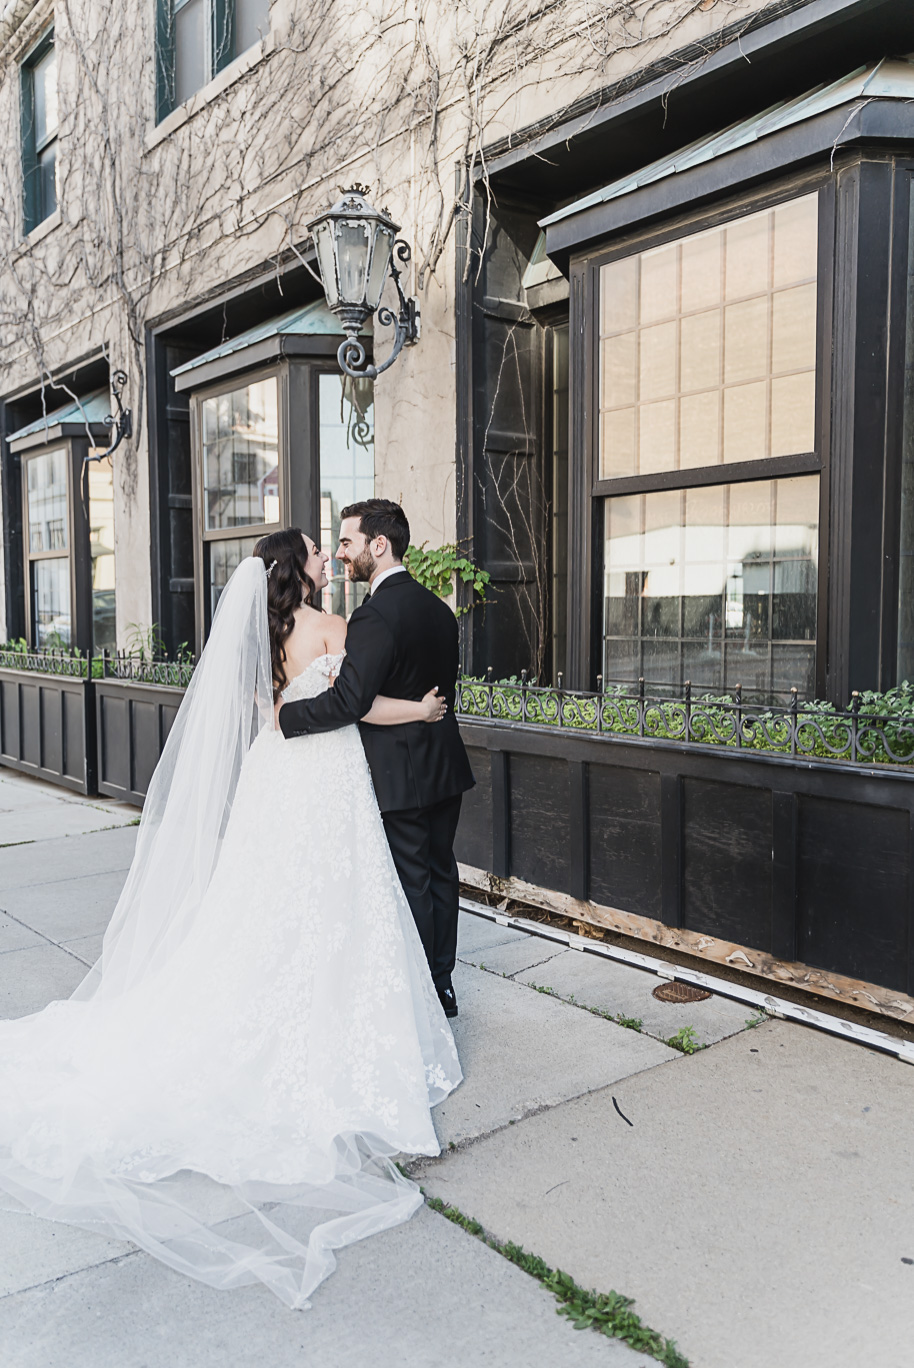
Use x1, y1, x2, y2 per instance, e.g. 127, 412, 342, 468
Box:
14, 433, 111, 655
156, 0, 271, 123
571, 169, 834, 702
181, 343, 374, 651
20, 27, 58, 235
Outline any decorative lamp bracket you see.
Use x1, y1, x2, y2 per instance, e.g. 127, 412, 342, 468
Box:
307, 186, 421, 383
337, 241, 421, 382
87, 370, 132, 463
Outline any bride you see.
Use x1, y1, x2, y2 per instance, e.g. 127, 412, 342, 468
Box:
0, 528, 462, 1308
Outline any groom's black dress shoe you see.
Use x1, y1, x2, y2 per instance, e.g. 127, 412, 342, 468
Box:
437, 983, 458, 1018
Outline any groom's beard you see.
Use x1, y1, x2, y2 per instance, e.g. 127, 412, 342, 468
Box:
347, 547, 377, 582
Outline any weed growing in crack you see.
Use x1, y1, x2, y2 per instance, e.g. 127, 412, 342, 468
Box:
424, 1196, 689, 1367
664, 1026, 703, 1055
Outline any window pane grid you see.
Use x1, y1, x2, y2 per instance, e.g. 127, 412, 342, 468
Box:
603, 475, 819, 700
599, 193, 818, 479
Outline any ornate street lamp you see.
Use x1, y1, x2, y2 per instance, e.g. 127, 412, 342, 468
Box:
308, 185, 420, 381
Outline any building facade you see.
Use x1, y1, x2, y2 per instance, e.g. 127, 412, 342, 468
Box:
4, 0, 914, 1012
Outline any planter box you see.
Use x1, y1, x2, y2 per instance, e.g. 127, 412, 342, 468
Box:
457, 718, 914, 1016
95, 678, 184, 805
0, 666, 96, 794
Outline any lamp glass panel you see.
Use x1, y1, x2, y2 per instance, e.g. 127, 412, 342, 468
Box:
27, 448, 68, 552
313, 221, 339, 307
202, 377, 279, 530
335, 220, 371, 305
366, 226, 395, 311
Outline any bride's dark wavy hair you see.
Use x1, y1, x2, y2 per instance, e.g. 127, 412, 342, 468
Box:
253, 527, 321, 700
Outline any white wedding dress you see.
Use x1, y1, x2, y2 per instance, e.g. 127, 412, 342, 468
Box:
0, 560, 462, 1308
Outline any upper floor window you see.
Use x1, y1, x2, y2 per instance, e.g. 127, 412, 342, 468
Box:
20, 30, 58, 233
157, 0, 271, 119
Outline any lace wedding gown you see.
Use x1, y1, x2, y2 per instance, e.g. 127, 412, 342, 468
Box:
0, 646, 462, 1308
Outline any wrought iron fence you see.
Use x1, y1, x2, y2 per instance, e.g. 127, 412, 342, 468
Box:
0, 647, 196, 688
95, 651, 195, 689
455, 671, 914, 769
0, 645, 92, 678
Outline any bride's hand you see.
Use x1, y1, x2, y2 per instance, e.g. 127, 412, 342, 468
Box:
420, 687, 447, 723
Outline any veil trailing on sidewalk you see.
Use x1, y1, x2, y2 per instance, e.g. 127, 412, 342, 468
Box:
0, 556, 459, 1308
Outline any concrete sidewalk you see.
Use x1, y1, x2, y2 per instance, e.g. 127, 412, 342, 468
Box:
2, 768, 913, 1367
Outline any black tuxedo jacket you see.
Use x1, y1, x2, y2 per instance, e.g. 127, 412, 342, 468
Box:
278, 570, 475, 813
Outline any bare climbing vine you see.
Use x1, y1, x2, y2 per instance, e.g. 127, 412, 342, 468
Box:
0, 0, 777, 638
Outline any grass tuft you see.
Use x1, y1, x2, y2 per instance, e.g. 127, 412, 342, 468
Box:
425, 1195, 689, 1366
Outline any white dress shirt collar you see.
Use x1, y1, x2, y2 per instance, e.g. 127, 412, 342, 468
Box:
370, 564, 408, 592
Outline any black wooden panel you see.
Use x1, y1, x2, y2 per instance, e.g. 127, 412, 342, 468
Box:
588, 762, 662, 918
0, 679, 20, 759
130, 700, 161, 797
39, 687, 62, 776
682, 778, 772, 948
509, 752, 571, 892
99, 693, 129, 793
62, 689, 85, 781
455, 744, 492, 870
797, 796, 909, 991
161, 702, 180, 745
20, 682, 39, 766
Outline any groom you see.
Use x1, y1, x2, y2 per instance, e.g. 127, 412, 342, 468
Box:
276, 499, 475, 1018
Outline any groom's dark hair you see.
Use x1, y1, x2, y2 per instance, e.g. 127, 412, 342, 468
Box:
340, 499, 410, 561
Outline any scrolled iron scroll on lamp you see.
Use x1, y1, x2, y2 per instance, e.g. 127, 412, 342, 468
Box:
86, 369, 133, 464
307, 185, 421, 381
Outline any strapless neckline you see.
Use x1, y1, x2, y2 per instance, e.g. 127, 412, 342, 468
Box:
283, 650, 345, 695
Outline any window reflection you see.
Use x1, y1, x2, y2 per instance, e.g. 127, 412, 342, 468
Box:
27, 448, 68, 551
599, 193, 818, 479
88, 453, 117, 652
603, 475, 819, 699
318, 373, 374, 618
209, 536, 258, 620
33, 557, 70, 648
202, 377, 279, 530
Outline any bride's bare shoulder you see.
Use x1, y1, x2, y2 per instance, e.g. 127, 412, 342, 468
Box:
322, 614, 347, 653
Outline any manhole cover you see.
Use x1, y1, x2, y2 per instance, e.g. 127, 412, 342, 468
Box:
652, 981, 712, 1004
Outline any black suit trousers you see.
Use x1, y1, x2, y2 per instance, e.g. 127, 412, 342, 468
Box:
382, 794, 463, 990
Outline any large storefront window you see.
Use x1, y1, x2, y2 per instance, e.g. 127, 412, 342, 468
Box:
599, 193, 818, 478
26, 447, 70, 647
604, 475, 818, 697
318, 373, 374, 617
597, 192, 821, 700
